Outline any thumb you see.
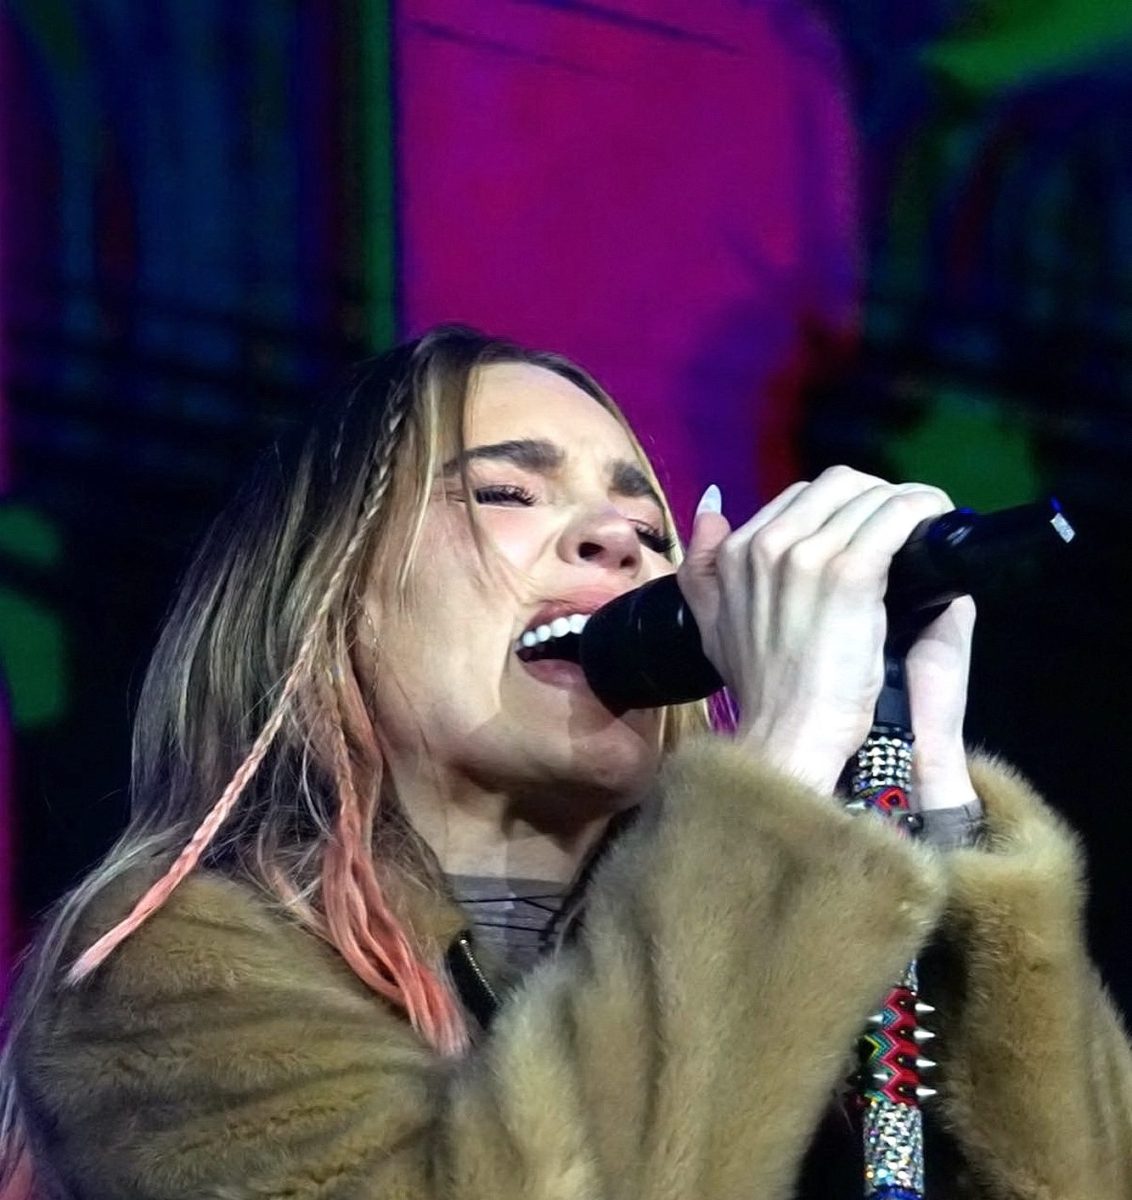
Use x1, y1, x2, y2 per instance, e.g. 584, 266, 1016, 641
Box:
678, 485, 731, 617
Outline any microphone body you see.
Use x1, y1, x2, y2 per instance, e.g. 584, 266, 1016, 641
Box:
578, 498, 1075, 712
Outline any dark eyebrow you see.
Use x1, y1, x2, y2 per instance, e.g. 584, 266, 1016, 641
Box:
610, 459, 663, 508
442, 438, 564, 475
443, 437, 663, 509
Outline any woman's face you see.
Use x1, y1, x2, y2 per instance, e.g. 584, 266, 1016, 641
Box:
365, 362, 675, 824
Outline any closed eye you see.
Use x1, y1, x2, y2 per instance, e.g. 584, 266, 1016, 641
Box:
473, 484, 673, 556
473, 484, 536, 505
636, 525, 675, 556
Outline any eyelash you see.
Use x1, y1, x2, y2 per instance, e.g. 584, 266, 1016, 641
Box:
472, 484, 675, 556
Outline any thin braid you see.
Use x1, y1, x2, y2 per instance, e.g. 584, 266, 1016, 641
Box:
319, 695, 467, 1053
67, 382, 416, 987
330, 382, 412, 598
321, 699, 413, 994
67, 621, 315, 983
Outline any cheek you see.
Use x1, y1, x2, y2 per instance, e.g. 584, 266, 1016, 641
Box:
478, 510, 548, 575
413, 506, 487, 584
407, 509, 524, 625
401, 505, 548, 627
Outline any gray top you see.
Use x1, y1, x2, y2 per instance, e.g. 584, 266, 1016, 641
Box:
447, 875, 567, 974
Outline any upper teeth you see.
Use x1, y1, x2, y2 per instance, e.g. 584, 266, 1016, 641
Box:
517, 612, 590, 650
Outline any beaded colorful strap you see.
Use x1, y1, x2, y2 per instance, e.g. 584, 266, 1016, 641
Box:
851, 728, 912, 796
848, 725, 936, 1200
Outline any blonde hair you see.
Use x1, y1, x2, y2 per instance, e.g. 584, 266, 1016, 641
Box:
0, 325, 709, 1195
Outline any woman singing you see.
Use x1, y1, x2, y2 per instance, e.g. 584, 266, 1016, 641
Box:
1, 326, 1129, 1198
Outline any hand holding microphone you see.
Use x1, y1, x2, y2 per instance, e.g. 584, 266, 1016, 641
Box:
579, 468, 1074, 795
676, 468, 959, 792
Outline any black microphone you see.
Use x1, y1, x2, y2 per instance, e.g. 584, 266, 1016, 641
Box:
578, 498, 1076, 712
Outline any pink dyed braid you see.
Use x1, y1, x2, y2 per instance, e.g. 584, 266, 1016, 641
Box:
66, 630, 317, 986
320, 706, 467, 1054
67, 387, 413, 986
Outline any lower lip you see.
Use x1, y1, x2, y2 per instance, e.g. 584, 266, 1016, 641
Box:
518, 655, 591, 689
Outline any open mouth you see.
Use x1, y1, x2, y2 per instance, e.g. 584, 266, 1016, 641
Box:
514, 613, 590, 665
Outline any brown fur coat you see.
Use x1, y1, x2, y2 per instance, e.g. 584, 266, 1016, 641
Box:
13, 739, 1132, 1198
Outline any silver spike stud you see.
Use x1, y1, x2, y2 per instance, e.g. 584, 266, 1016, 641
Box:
873, 1070, 890, 1084
844, 799, 868, 813
866, 1012, 885, 1027
912, 1028, 936, 1043
915, 1057, 937, 1071
916, 1085, 938, 1101
915, 1001, 936, 1015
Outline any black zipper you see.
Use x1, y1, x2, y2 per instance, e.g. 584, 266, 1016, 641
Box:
445, 932, 502, 1029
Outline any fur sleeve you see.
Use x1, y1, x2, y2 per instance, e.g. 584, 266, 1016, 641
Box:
16, 738, 945, 1200
932, 754, 1132, 1199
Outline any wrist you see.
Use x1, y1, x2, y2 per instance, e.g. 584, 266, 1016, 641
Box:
735, 727, 844, 794
913, 743, 978, 812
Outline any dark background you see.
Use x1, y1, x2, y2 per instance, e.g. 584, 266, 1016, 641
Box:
2, 1, 1129, 1009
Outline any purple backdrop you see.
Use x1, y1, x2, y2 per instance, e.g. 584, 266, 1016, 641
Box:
397, 0, 861, 531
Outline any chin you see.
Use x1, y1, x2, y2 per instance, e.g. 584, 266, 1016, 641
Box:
461, 706, 663, 819
557, 720, 662, 804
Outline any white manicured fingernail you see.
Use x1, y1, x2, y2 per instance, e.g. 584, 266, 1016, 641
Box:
696, 484, 722, 516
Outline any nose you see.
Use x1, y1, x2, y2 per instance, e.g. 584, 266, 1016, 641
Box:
559, 506, 644, 575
